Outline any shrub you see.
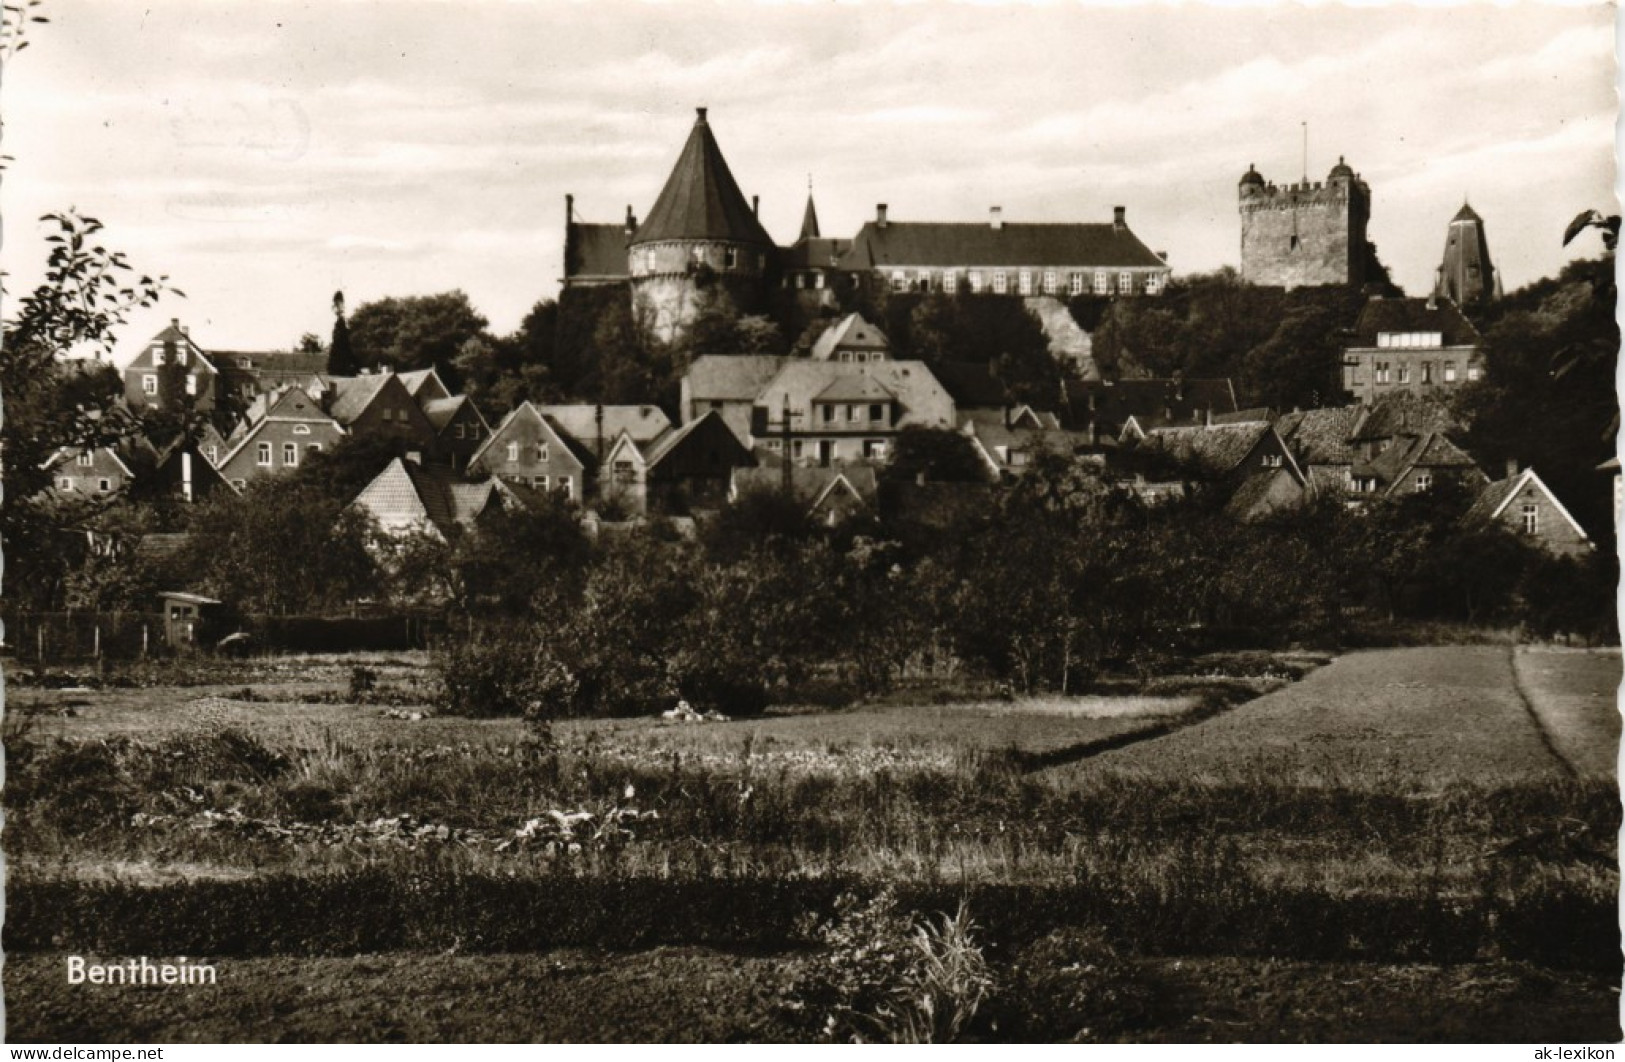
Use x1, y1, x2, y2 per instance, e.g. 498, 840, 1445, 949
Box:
434, 627, 544, 717
990, 928, 1160, 1042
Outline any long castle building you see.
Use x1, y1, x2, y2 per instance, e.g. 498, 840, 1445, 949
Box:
563, 108, 1171, 344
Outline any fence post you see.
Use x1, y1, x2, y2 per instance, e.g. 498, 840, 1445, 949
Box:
38, 624, 45, 664
142, 624, 150, 657
94, 625, 101, 659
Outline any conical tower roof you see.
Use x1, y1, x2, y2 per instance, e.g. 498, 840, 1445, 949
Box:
1437, 201, 1496, 305
632, 108, 773, 248
799, 191, 821, 241
1451, 202, 1483, 224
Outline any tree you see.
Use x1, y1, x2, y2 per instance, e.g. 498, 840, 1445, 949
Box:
327, 291, 359, 376
346, 290, 488, 383
2, 210, 173, 607
882, 426, 991, 485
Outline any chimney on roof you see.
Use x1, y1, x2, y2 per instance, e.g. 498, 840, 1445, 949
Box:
406, 451, 422, 467
1506, 458, 1519, 479
566, 193, 574, 226
1113, 206, 1126, 231
624, 205, 637, 235
696, 106, 708, 123
876, 204, 888, 229
752, 195, 759, 217
990, 206, 1003, 230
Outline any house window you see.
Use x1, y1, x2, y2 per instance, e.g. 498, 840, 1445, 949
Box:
507, 441, 520, 462
968, 270, 983, 293
918, 270, 932, 291
725, 247, 738, 270
612, 461, 634, 484
76, 451, 94, 467
1422, 363, 1433, 384
814, 273, 825, 290
1444, 362, 1457, 383
690, 246, 706, 267
142, 375, 158, 396
1522, 503, 1539, 535
1145, 273, 1162, 295
1467, 365, 1482, 382
1263, 454, 1282, 468
454, 424, 465, 439
293, 424, 311, 435
307, 444, 321, 455
1397, 363, 1410, 384
1070, 273, 1085, 296
537, 443, 550, 463
98, 478, 112, 492
765, 439, 782, 452
1018, 270, 1032, 295
847, 405, 859, 422
1042, 270, 1057, 295
891, 271, 908, 292
869, 403, 884, 422
559, 478, 573, 500
794, 275, 805, 290
1375, 361, 1391, 384
185, 374, 198, 396
283, 443, 297, 466
1119, 272, 1133, 294
822, 405, 835, 424
863, 439, 886, 459
993, 271, 1008, 294
257, 443, 272, 466
792, 440, 804, 460
838, 352, 852, 364
943, 271, 958, 295
1415, 472, 1432, 491
57, 476, 72, 491
205, 445, 218, 463
1094, 272, 1109, 295
537, 475, 550, 491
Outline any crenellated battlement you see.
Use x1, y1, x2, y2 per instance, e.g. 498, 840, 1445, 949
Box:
1238, 157, 1372, 289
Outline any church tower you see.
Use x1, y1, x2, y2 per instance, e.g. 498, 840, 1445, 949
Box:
1435, 202, 1498, 306
628, 108, 776, 342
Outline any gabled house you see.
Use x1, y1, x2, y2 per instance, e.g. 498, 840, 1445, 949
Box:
216, 386, 346, 489
149, 437, 232, 502
350, 457, 508, 541
1276, 395, 1477, 501
752, 360, 956, 467
215, 349, 329, 404
197, 421, 232, 468
1465, 466, 1592, 557
468, 402, 589, 501
1351, 432, 1486, 498
322, 373, 440, 454
541, 404, 672, 466
122, 319, 221, 413
810, 313, 890, 363
680, 355, 790, 445
600, 410, 754, 516
422, 395, 491, 471
1126, 421, 1306, 520
730, 464, 878, 525
397, 368, 452, 404
960, 405, 1075, 479
44, 444, 137, 498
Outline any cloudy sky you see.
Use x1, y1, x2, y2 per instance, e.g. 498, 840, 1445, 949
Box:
6, 1, 1616, 363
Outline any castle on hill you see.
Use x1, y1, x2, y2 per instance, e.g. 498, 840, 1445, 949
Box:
564, 108, 1172, 343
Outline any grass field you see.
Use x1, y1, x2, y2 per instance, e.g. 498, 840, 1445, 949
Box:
5, 645, 1619, 1043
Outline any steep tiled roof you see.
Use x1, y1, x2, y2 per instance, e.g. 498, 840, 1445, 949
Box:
1135, 422, 1272, 478
799, 193, 820, 241
354, 458, 500, 539
815, 375, 895, 402
542, 404, 672, 448
1350, 296, 1481, 347
757, 361, 955, 430
216, 350, 329, 374
810, 313, 889, 361
565, 223, 632, 280
125, 320, 216, 373
397, 368, 449, 401
782, 236, 852, 271
422, 395, 469, 432
837, 219, 1168, 271
732, 464, 879, 508
326, 374, 393, 425
961, 406, 1066, 448
1276, 405, 1364, 465
1350, 392, 1463, 442
684, 355, 790, 402
1464, 467, 1592, 544
632, 109, 773, 248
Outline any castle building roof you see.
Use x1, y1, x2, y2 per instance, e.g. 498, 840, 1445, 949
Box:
799, 193, 820, 241
1436, 202, 1497, 305
1349, 297, 1482, 348
565, 223, 632, 280
632, 108, 774, 248
837, 219, 1168, 271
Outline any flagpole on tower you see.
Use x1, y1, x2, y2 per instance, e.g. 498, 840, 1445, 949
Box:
1301, 121, 1308, 183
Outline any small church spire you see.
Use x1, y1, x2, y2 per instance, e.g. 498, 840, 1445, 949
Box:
799, 176, 821, 241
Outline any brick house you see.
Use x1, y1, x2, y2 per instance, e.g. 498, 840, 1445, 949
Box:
468, 402, 590, 501
1341, 296, 1485, 405
44, 444, 136, 498
122, 319, 221, 414
752, 360, 956, 467
599, 410, 754, 516
1466, 467, 1592, 557
322, 374, 440, 455
810, 313, 891, 363
216, 387, 346, 489
1126, 421, 1306, 520
422, 395, 491, 471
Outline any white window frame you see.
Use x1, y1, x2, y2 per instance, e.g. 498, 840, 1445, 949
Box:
1415, 473, 1432, 492
993, 270, 1008, 294
1094, 272, 1109, 295
1070, 273, 1085, 296
968, 270, 983, 293
1018, 270, 1032, 296
1119, 271, 1133, 294
1042, 270, 1057, 295
1145, 273, 1162, 295
257, 443, 272, 467
943, 271, 958, 295
890, 271, 908, 292
142, 374, 158, 396
537, 474, 550, 491
293, 424, 311, 435
76, 451, 94, 467
1522, 503, 1539, 535
1467, 365, 1482, 382
98, 478, 112, 492
282, 442, 298, 466
725, 247, 738, 270
537, 443, 550, 463
57, 476, 73, 491
559, 477, 573, 500
185, 373, 198, 396
1444, 362, 1457, 383
918, 270, 932, 291
507, 441, 520, 462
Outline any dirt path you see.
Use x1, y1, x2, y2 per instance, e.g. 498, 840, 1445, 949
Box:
1075, 646, 1580, 788
1511, 646, 1621, 781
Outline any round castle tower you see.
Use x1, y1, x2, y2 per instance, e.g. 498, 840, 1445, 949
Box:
628, 108, 776, 342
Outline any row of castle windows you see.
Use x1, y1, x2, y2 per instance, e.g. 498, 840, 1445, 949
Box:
1356, 360, 1480, 385
1376, 332, 1444, 349
635, 246, 767, 273
887, 268, 1161, 297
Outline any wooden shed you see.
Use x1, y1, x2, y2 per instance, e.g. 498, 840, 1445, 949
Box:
158, 591, 223, 649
